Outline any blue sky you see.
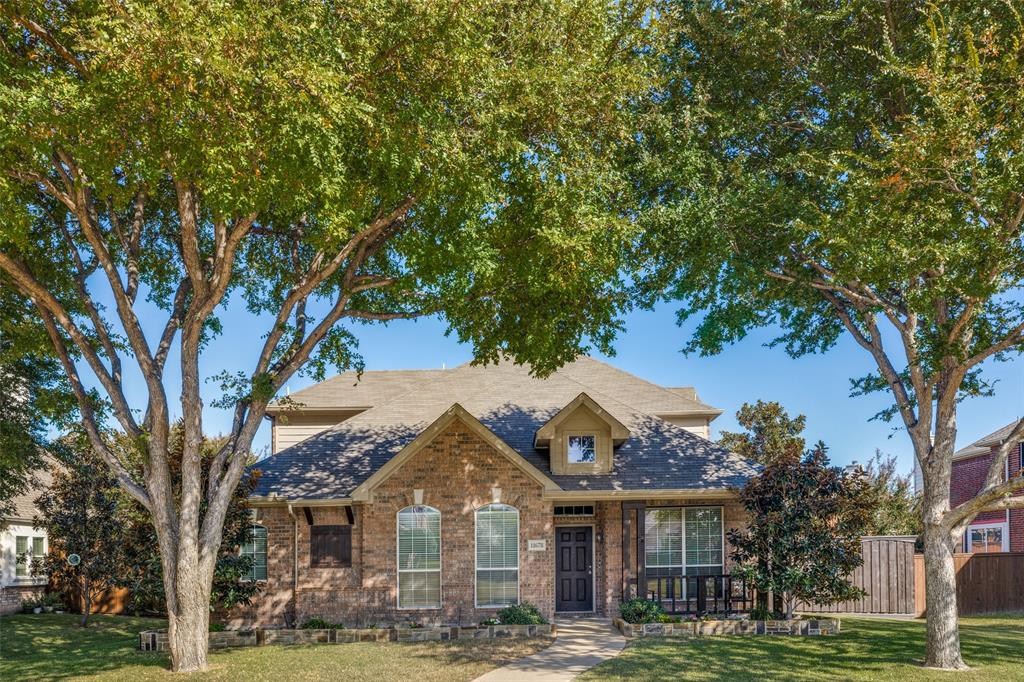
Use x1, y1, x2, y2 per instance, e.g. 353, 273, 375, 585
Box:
171, 297, 1020, 478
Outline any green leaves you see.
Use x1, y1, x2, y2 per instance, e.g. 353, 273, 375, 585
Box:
635, 0, 1024, 417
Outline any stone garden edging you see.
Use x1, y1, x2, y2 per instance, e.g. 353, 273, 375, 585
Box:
612, 617, 840, 638
139, 623, 556, 652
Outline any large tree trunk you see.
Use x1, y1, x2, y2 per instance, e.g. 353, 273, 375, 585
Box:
920, 495, 967, 669
166, 548, 214, 673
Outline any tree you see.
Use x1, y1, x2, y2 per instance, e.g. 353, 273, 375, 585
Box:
35, 438, 127, 627
0, 1, 650, 671
717, 400, 806, 466
0, 289, 74, 526
637, 1, 1024, 668
860, 450, 922, 538
728, 445, 873, 620
118, 425, 261, 616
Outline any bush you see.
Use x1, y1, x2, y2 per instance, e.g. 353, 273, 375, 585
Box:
496, 602, 547, 625
618, 598, 664, 624
20, 596, 41, 613
749, 605, 783, 621
209, 622, 226, 632
300, 617, 333, 629
479, 617, 500, 626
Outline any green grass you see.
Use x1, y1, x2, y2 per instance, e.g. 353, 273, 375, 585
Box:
0, 614, 552, 681
580, 614, 1024, 681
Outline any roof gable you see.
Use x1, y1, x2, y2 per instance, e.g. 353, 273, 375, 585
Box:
534, 392, 630, 447
350, 404, 560, 501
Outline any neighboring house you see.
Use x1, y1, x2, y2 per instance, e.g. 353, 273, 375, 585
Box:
236, 357, 757, 627
0, 466, 51, 615
941, 420, 1023, 553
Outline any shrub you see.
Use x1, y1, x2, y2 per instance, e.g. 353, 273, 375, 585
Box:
300, 617, 333, 629
496, 602, 547, 625
618, 598, 664, 624
749, 605, 783, 621
209, 622, 226, 632
479, 617, 500, 626
20, 596, 41, 613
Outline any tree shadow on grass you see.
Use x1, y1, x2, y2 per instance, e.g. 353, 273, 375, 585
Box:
0, 613, 169, 680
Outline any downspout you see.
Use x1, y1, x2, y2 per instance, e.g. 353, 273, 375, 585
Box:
287, 503, 298, 626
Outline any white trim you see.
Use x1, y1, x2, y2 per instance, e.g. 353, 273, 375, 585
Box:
553, 523, 596, 614
396, 505, 442, 610
566, 433, 598, 464
474, 503, 520, 608
642, 505, 725, 600
239, 523, 268, 583
964, 520, 1009, 553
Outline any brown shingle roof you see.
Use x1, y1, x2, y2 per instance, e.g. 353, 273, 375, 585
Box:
267, 369, 447, 413
954, 419, 1023, 460
254, 357, 755, 501
5, 463, 53, 522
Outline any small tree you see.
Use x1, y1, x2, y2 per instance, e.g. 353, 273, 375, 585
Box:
860, 450, 922, 538
35, 438, 126, 627
717, 401, 806, 466
728, 446, 873, 620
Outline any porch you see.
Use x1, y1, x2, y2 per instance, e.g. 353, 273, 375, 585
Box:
619, 501, 754, 616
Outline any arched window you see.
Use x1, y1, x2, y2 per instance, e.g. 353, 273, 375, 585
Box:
241, 524, 268, 581
475, 503, 519, 607
397, 505, 441, 609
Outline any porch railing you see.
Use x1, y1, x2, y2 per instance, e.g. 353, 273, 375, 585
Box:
645, 573, 754, 615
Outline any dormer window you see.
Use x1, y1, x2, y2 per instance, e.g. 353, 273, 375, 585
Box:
567, 435, 596, 463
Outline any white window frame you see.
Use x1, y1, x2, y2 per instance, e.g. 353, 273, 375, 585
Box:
683, 506, 725, 576
396, 505, 442, 610
240, 524, 268, 582
644, 508, 684, 569
14, 535, 46, 581
474, 503, 520, 608
964, 521, 1009, 553
566, 433, 597, 464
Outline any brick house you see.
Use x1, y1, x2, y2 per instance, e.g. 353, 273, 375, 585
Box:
940, 420, 1023, 553
233, 357, 757, 627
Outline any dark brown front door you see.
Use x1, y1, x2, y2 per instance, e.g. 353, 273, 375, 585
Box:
556, 526, 593, 612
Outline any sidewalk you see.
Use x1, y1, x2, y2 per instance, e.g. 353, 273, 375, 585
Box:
472, 618, 625, 682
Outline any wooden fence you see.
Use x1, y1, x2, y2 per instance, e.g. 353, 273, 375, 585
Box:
801, 536, 918, 615
913, 552, 1024, 616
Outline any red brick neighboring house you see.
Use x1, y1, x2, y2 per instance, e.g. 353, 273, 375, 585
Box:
946, 420, 1024, 553
231, 357, 758, 628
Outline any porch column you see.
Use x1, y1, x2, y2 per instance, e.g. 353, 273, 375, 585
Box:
621, 501, 645, 601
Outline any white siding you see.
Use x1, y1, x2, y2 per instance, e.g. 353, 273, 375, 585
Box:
271, 411, 362, 453
657, 416, 711, 440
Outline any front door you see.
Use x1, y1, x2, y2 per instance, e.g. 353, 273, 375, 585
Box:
556, 526, 593, 612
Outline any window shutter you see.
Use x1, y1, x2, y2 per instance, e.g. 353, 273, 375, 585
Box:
310, 525, 352, 568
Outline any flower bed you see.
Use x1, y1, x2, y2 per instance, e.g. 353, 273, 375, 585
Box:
612, 617, 840, 638
139, 623, 556, 652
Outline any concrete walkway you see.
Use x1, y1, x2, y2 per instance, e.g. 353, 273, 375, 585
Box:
473, 618, 625, 682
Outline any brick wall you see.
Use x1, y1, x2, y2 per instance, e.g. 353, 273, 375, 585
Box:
362, 418, 554, 625
0, 584, 44, 616
950, 444, 1023, 552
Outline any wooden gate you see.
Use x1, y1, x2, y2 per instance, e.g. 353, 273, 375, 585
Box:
800, 535, 917, 615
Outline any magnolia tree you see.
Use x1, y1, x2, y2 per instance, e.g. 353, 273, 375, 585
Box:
729, 446, 872, 620
638, 1, 1024, 668
0, 1, 649, 671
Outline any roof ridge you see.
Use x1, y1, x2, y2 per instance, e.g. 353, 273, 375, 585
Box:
562, 356, 718, 413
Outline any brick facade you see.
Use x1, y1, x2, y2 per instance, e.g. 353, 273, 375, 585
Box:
950, 443, 1023, 552
229, 418, 747, 627
0, 584, 45, 616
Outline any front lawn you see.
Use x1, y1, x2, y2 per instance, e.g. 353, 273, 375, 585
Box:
580, 614, 1024, 681
0, 614, 552, 681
